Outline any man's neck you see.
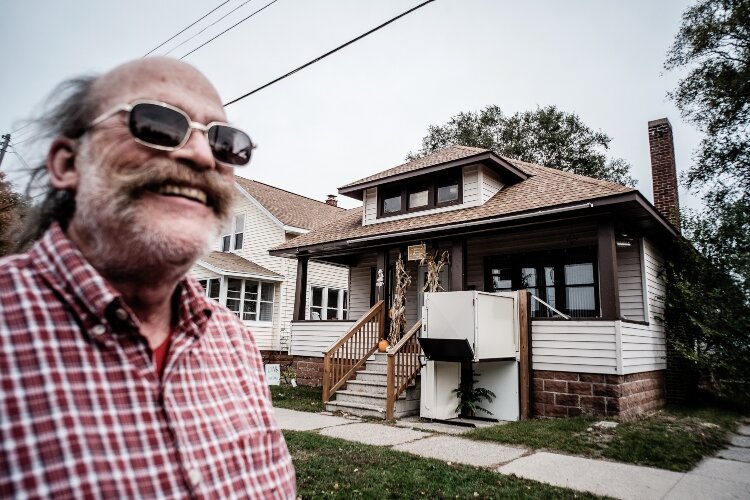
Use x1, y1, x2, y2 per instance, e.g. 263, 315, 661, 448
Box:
108, 279, 180, 349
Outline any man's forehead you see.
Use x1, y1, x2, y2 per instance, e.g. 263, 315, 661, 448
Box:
91, 58, 225, 122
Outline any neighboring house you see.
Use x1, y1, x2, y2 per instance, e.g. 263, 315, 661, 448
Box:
270, 118, 682, 418
190, 178, 349, 354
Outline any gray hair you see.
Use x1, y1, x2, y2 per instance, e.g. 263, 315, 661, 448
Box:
13, 75, 100, 252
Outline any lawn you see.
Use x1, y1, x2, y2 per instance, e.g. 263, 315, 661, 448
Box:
464, 405, 741, 472
270, 384, 324, 412
285, 430, 608, 499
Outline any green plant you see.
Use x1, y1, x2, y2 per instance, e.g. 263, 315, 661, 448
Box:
280, 365, 297, 385
452, 374, 496, 417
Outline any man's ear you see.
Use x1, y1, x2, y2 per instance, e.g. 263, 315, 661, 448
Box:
47, 137, 80, 190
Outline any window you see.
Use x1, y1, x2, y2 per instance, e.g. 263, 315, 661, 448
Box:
197, 278, 221, 302
226, 278, 274, 322
485, 247, 598, 318
220, 214, 245, 252
377, 171, 462, 218
310, 286, 348, 320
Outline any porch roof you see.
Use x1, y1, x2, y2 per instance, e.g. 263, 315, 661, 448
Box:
197, 252, 284, 280
270, 151, 678, 258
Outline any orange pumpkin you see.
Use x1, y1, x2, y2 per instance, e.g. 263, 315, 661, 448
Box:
378, 340, 390, 352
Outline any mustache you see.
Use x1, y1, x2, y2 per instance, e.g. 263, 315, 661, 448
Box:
112, 157, 235, 218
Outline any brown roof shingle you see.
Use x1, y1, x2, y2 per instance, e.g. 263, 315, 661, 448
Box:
199, 251, 283, 278
272, 152, 633, 253
234, 177, 345, 230
339, 145, 489, 189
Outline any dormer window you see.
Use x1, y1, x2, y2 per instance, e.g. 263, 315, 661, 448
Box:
377, 172, 462, 218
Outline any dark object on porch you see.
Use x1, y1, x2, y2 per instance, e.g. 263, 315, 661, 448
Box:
418, 338, 473, 362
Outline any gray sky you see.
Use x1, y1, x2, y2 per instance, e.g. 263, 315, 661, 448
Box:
1, 0, 700, 210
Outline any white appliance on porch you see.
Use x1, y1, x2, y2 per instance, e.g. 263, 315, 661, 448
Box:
419, 291, 521, 421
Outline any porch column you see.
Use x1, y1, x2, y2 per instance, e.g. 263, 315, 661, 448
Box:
597, 220, 620, 319
376, 247, 390, 304
294, 256, 309, 321
451, 239, 466, 291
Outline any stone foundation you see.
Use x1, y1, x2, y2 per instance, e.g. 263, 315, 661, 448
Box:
260, 351, 324, 387
533, 369, 666, 419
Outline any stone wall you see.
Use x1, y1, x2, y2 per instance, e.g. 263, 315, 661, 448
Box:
533, 369, 666, 419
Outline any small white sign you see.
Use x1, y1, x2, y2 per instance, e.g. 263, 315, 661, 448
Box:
265, 364, 280, 386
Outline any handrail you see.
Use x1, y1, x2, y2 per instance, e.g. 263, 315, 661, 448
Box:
385, 320, 423, 420
530, 295, 570, 319
322, 300, 385, 403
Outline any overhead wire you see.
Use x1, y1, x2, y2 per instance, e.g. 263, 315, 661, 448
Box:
164, 0, 257, 57
143, 0, 232, 57
179, 0, 280, 60
223, 0, 436, 107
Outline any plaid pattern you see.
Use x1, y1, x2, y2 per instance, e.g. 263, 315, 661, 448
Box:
0, 224, 296, 499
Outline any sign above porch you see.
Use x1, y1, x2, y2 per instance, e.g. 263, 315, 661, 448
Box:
408, 243, 427, 261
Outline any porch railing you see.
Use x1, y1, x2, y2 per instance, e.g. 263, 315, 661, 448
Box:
322, 300, 385, 403
385, 320, 423, 420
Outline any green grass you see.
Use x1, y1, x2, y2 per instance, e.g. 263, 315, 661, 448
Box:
285, 430, 608, 499
464, 405, 741, 472
270, 385, 324, 412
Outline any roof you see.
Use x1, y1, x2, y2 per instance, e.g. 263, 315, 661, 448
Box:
198, 251, 283, 279
234, 177, 345, 230
271, 150, 644, 255
338, 145, 528, 199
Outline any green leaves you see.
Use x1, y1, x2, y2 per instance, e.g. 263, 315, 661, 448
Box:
408, 105, 637, 187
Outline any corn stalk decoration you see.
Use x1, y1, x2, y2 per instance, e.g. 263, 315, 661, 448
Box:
387, 254, 412, 345
420, 250, 450, 293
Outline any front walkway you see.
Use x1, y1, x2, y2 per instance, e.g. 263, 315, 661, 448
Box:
274, 408, 750, 500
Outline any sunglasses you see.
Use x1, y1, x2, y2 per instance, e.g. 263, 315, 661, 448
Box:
87, 100, 255, 166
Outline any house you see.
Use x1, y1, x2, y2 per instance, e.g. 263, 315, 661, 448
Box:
269, 118, 682, 419
189, 178, 350, 373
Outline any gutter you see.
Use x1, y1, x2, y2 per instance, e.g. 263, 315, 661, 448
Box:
345, 202, 594, 244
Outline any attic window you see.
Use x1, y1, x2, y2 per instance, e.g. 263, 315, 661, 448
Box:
377, 171, 462, 218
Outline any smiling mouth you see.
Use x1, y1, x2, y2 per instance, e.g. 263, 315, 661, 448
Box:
154, 183, 208, 205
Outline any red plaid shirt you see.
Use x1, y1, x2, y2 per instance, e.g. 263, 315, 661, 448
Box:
0, 224, 296, 499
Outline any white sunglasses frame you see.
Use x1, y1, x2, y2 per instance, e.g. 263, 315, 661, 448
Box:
88, 99, 255, 165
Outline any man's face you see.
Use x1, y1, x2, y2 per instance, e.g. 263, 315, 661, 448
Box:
68, 62, 236, 277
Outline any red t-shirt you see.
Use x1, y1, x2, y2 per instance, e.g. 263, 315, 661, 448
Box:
153, 336, 170, 378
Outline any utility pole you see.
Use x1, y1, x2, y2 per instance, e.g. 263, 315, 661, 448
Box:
0, 134, 10, 169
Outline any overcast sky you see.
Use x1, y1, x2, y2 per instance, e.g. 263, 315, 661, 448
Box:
1, 0, 700, 210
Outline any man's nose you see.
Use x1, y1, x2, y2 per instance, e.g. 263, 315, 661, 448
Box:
169, 128, 215, 170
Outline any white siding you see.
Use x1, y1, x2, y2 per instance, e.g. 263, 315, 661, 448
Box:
363, 187, 377, 225
620, 321, 667, 373
617, 241, 645, 321
480, 165, 504, 204
617, 238, 667, 375
289, 321, 355, 357
349, 266, 371, 318
190, 265, 221, 280
247, 324, 274, 351
463, 165, 480, 205
532, 320, 619, 374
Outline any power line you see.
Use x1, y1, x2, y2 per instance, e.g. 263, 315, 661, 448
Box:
9, 121, 33, 135
164, 0, 257, 57
143, 0, 232, 57
179, 0, 280, 60
223, 0, 436, 107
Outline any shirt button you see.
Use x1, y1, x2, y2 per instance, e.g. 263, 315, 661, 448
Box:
91, 324, 107, 336
188, 467, 201, 487
114, 308, 128, 321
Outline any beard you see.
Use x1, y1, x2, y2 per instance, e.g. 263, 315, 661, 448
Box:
70, 153, 235, 282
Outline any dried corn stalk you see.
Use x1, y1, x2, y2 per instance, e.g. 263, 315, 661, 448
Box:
387, 254, 411, 345
420, 250, 450, 293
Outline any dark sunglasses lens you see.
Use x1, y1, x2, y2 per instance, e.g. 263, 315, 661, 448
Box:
129, 103, 189, 148
207, 125, 253, 166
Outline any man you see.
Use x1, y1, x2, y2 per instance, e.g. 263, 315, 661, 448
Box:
0, 58, 296, 498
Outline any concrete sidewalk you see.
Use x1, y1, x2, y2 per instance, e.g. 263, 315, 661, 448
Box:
274, 408, 750, 500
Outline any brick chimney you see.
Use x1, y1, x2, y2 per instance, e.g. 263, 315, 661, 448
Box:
648, 118, 681, 232
325, 194, 338, 207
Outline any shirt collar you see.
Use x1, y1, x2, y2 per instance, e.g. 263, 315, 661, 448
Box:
30, 223, 212, 337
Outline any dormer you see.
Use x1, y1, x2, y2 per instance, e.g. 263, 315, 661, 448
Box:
338, 145, 528, 226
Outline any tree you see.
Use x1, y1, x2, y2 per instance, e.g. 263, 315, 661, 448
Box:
666, 0, 749, 297
408, 105, 636, 187
0, 171, 28, 256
